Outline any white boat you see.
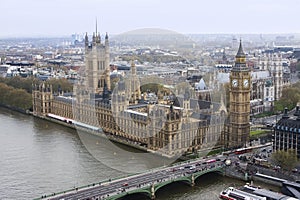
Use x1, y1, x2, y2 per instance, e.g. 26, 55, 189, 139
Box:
220, 184, 298, 200
219, 187, 267, 200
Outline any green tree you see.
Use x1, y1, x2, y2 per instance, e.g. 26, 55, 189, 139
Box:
140, 83, 164, 94
46, 78, 73, 93
274, 85, 300, 113
0, 76, 40, 93
271, 149, 298, 172
0, 82, 32, 110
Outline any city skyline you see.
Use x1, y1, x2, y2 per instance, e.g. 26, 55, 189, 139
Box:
1, 0, 300, 38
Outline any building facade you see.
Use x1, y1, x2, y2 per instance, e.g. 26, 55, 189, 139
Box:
273, 107, 300, 157
33, 33, 252, 156
258, 53, 283, 101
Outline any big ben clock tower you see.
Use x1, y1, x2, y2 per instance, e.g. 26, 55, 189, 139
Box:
228, 40, 251, 148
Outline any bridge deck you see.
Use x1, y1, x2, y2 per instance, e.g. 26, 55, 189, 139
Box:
37, 156, 226, 200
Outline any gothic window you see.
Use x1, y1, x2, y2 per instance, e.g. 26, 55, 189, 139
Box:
97, 61, 101, 70
89, 61, 93, 70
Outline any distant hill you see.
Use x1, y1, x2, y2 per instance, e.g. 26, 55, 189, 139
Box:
112, 28, 194, 49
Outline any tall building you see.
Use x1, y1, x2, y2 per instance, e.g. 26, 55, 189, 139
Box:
84, 28, 111, 94
227, 40, 251, 148
125, 61, 141, 104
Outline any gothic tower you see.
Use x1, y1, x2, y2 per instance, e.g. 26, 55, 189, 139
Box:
127, 61, 141, 104
32, 82, 53, 116
228, 40, 251, 148
84, 25, 111, 94
130, 61, 141, 104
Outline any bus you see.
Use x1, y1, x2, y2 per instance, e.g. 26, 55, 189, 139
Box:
234, 147, 252, 155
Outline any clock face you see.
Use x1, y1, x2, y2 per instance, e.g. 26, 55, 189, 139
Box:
243, 79, 249, 88
232, 79, 238, 87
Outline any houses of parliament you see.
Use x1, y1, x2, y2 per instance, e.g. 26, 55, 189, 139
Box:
32, 30, 251, 157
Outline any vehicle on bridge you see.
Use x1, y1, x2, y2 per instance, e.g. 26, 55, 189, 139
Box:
253, 158, 271, 168
205, 159, 217, 164
234, 147, 253, 155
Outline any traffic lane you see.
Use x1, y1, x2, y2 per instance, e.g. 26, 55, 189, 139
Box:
49, 158, 226, 199
55, 173, 168, 200
63, 166, 209, 200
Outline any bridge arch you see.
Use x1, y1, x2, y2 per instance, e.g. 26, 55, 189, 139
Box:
112, 189, 151, 200
154, 177, 191, 193
193, 168, 224, 181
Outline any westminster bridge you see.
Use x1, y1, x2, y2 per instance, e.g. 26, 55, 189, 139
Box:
36, 156, 226, 200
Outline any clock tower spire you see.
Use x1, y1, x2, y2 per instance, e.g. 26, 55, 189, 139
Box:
227, 40, 251, 148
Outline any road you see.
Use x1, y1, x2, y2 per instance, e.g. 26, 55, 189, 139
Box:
45, 156, 226, 200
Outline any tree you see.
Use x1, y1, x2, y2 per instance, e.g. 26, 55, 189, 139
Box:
0, 82, 32, 110
0, 76, 40, 93
274, 85, 300, 113
46, 78, 73, 93
271, 149, 298, 172
140, 83, 163, 94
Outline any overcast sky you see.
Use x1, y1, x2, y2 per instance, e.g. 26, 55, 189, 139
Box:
1, 0, 299, 37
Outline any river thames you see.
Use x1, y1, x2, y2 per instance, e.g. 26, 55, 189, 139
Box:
0, 107, 249, 200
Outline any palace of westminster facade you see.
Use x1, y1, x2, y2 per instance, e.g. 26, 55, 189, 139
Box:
32, 31, 251, 157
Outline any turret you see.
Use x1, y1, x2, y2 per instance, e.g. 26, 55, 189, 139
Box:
105, 32, 108, 41
96, 32, 101, 44
92, 32, 96, 45
131, 60, 136, 75
105, 32, 109, 49
85, 32, 89, 49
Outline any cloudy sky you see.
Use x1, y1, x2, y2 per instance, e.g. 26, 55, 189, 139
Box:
1, 0, 299, 37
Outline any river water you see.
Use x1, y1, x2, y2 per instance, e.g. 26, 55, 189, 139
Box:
0, 107, 254, 200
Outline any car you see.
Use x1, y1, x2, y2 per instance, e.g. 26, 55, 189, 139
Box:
292, 168, 298, 173
122, 183, 128, 187
266, 123, 272, 127
273, 165, 281, 170
189, 165, 196, 170
267, 149, 272, 153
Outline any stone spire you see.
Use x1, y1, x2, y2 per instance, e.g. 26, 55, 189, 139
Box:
237, 39, 245, 57
85, 32, 89, 48
131, 60, 136, 75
